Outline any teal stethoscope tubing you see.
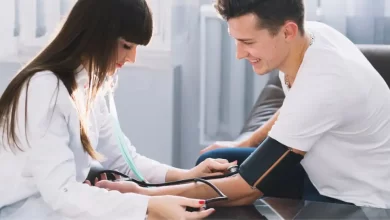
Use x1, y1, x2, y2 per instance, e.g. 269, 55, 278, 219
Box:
107, 75, 147, 183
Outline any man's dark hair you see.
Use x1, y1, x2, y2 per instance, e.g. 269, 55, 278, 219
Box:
214, 0, 305, 36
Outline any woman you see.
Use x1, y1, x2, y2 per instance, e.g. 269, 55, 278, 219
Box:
0, 0, 234, 219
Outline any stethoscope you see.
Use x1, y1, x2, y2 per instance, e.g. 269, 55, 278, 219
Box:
98, 74, 239, 208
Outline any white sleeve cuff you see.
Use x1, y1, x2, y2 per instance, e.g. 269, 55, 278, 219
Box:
151, 163, 171, 183
132, 155, 172, 183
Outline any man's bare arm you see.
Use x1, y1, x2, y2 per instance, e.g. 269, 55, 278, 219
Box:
200, 109, 280, 153
141, 174, 262, 206
245, 109, 280, 147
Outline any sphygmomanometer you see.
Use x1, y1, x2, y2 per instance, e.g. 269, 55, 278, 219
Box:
87, 136, 303, 210
239, 137, 304, 192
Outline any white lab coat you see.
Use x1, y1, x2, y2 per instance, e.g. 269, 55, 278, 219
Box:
0, 69, 171, 220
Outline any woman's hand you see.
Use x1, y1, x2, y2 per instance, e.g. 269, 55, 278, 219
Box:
92, 180, 215, 219
182, 158, 237, 179
92, 181, 216, 219
85, 172, 145, 194
147, 196, 215, 220
94, 180, 146, 194
84, 172, 121, 186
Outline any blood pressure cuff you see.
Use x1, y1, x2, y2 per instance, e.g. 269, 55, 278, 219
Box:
239, 137, 304, 193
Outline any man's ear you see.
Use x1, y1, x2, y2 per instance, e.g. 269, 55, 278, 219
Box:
283, 21, 300, 42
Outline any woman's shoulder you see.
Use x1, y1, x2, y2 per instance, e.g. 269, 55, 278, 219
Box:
29, 71, 64, 88
23, 70, 73, 108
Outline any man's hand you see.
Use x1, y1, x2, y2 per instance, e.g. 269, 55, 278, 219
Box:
200, 141, 238, 154
200, 109, 280, 155
200, 139, 253, 154
182, 158, 237, 179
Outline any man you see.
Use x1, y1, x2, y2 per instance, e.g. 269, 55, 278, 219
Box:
96, 0, 390, 208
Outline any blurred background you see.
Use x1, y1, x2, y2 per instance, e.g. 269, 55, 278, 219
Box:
0, 0, 389, 169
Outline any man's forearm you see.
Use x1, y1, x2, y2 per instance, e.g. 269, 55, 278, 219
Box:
142, 174, 262, 206
247, 109, 280, 147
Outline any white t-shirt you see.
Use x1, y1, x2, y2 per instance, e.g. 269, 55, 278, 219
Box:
269, 21, 390, 209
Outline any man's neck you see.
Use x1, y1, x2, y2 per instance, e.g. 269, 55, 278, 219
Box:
279, 32, 311, 84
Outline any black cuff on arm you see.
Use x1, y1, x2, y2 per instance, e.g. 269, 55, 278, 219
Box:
239, 137, 304, 193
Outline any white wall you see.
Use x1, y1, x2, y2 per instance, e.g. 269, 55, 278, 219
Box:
111, 65, 176, 165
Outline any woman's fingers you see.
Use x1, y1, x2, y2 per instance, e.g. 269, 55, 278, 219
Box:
202, 172, 224, 177
84, 180, 92, 186
206, 159, 237, 171
214, 158, 229, 164
100, 173, 108, 181
113, 173, 121, 180
185, 208, 215, 219
95, 180, 140, 193
176, 197, 206, 208
113, 170, 122, 180
95, 180, 119, 191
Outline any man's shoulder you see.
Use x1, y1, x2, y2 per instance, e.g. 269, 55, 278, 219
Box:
301, 30, 364, 75
305, 21, 328, 28
305, 21, 338, 34
301, 47, 348, 77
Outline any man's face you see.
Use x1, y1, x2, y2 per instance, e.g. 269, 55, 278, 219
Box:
228, 14, 289, 75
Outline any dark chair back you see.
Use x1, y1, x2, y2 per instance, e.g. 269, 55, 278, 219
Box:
358, 44, 390, 86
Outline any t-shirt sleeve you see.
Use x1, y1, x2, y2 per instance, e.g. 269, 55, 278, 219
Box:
268, 72, 348, 152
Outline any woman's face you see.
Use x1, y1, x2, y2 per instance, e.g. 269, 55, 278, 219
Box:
116, 38, 137, 69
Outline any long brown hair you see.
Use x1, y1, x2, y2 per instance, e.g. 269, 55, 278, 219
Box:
0, 0, 153, 159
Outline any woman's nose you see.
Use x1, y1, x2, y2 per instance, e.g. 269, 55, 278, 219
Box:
126, 47, 137, 63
